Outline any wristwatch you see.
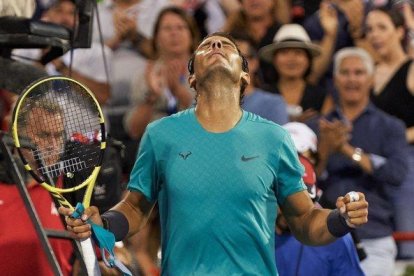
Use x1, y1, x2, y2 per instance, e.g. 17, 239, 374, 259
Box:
352, 147, 363, 162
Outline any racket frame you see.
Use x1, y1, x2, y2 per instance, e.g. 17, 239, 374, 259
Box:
11, 76, 107, 276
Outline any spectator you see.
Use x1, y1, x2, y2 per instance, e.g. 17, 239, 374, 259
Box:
94, 0, 169, 173
124, 6, 198, 140
0, 100, 73, 275
313, 47, 409, 276
259, 24, 334, 122
13, 0, 112, 106
366, 6, 414, 258
303, 0, 375, 99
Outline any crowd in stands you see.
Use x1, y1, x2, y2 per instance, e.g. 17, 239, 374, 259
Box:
1, 0, 414, 275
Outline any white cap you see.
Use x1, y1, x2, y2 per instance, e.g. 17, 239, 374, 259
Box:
284, 122, 317, 153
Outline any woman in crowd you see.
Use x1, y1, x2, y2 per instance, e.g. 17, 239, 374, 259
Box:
366, 6, 414, 258
124, 6, 198, 140
259, 24, 334, 122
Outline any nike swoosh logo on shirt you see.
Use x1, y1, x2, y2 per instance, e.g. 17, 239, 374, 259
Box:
241, 155, 259, 162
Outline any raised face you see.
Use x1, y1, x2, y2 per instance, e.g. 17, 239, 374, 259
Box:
192, 35, 244, 81
365, 10, 404, 58
25, 107, 65, 168
44, 0, 76, 30
334, 56, 372, 106
273, 48, 309, 79
156, 12, 193, 56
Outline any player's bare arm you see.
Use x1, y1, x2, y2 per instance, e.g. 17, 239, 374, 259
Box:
281, 190, 368, 246
59, 190, 155, 240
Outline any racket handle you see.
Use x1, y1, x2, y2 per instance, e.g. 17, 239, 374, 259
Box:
80, 238, 101, 276
71, 203, 101, 275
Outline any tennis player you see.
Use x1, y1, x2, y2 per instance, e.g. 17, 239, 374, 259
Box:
61, 32, 369, 275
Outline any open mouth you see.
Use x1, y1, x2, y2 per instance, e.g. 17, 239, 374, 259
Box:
371, 42, 383, 50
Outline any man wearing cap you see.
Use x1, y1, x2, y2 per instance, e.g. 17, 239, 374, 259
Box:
276, 122, 365, 276
312, 47, 409, 276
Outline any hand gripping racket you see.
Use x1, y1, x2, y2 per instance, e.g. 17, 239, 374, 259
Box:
11, 76, 105, 276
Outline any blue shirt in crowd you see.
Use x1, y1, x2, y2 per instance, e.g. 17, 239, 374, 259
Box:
242, 88, 289, 125
275, 233, 365, 276
310, 103, 409, 239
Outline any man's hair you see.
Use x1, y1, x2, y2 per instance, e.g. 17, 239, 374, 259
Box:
371, 6, 405, 29
334, 47, 374, 76
187, 32, 249, 103
17, 97, 63, 129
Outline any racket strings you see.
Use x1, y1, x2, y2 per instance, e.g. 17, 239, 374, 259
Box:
16, 79, 103, 186
38, 157, 87, 179
62, 85, 101, 186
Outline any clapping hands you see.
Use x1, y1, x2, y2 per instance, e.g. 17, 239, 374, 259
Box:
318, 118, 352, 158
113, 8, 138, 42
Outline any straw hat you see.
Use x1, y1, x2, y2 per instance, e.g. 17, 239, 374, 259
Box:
259, 24, 321, 64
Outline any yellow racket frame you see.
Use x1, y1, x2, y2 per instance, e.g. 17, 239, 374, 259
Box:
11, 76, 106, 210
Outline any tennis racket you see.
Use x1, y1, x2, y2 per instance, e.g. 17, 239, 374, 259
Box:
11, 76, 105, 276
